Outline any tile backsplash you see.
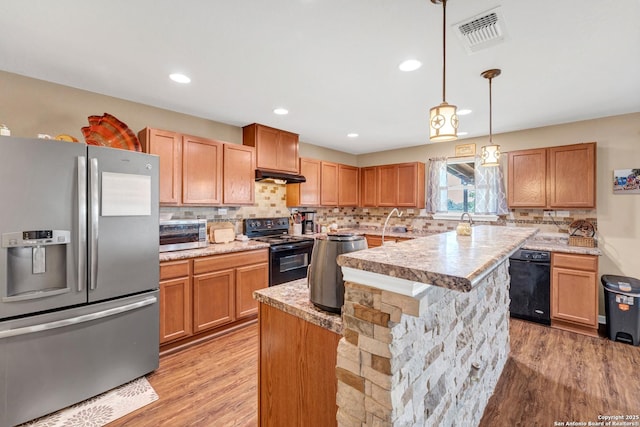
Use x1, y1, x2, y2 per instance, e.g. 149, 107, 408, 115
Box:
160, 183, 597, 235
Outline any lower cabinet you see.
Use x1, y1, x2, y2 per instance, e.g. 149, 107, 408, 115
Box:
159, 249, 269, 352
551, 253, 599, 337
365, 234, 412, 248
259, 303, 340, 427
159, 260, 192, 344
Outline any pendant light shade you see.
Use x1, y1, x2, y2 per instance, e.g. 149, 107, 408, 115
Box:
429, 102, 458, 142
429, 0, 458, 142
480, 68, 501, 167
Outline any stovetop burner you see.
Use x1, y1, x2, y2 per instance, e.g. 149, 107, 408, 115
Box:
243, 217, 314, 246
253, 234, 314, 245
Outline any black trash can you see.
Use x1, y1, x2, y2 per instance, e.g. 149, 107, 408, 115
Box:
601, 275, 640, 346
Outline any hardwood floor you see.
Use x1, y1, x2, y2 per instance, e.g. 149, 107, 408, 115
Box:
110, 319, 640, 427
480, 320, 640, 427
111, 326, 259, 427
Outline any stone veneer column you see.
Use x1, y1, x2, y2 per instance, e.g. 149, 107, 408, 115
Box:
335, 261, 511, 427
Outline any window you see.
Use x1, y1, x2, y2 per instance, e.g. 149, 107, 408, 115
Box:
426, 155, 508, 219
446, 158, 475, 213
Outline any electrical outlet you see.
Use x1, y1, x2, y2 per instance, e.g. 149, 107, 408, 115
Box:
406, 209, 415, 214
333, 208, 339, 213
555, 211, 570, 217
218, 208, 228, 215
363, 208, 369, 213
419, 209, 428, 216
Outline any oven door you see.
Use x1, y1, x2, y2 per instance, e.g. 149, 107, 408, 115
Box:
269, 243, 313, 286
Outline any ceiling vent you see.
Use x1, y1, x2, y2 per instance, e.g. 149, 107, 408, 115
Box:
453, 6, 508, 54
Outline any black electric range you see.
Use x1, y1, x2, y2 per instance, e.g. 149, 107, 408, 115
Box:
243, 217, 314, 286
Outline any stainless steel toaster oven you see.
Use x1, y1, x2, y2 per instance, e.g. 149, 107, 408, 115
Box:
159, 219, 208, 252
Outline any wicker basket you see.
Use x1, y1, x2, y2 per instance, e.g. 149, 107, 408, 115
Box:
568, 236, 596, 248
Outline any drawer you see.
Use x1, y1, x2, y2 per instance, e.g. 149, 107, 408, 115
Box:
194, 249, 269, 275
160, 260, 191, 280
552, 253, 597, 271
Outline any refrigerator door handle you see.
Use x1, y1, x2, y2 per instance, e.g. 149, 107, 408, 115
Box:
0, 296, 157, 339
89, 157, 99, 290
77, 156, 87, 293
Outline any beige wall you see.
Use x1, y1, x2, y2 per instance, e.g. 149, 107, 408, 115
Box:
360, 113, 640, 282
3, 70, 639, 282
0, 70, 242, 144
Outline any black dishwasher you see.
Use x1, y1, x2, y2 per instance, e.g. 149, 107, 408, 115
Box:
508, 249, 551, 325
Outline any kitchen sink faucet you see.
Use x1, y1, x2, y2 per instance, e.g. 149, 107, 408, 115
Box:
381, 208, 403, 245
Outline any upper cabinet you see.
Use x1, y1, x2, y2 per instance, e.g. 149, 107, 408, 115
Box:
242, 123, 299, 174
287, 158, 321, 207
182, 135, 223, 205
139, 127, 254, 206
377, 162, 425, 208
508, 142, 596, 209
320, 161, 339, 206
286, 159, 359, 207
507, 148, 547, 208
223, 144, 255, 205
360, 166, 377, 207
338, 164, 359, 206
548, 143, 596, 208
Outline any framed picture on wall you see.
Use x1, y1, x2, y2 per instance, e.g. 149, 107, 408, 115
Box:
454, 143, 476, 157
613, 169, 640, 194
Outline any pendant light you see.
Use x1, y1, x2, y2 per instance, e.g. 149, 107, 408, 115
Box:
429, 0, 458, 142
480, 69, 501, 166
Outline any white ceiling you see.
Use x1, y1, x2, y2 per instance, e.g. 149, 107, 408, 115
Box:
1, 0, 638, 154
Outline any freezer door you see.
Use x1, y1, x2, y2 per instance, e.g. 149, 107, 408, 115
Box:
87, 145, 159, 302
0, 137, 87, 320
0, 291, 159, 426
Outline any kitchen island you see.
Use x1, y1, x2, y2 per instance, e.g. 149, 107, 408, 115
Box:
255, 225, 538, 427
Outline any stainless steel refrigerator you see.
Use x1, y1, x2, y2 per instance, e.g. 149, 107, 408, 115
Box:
0, 136, 160, 426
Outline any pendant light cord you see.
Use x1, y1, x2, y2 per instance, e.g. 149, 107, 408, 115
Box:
488, 76, 493, 142
442, 0, 447, 103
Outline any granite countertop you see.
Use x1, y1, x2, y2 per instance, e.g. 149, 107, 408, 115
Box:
253, 279, 343, 334
522, 232, 602, 256
159, 240, 270, 262
337, 225, 539, 292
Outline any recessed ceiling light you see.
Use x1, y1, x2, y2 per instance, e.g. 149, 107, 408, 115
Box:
457, 109, 472, 115
169, 73, 191, 84
398, 59, 422, 72
273, 108, 289, 115
347, 133, 359, 138
457, 131, 469, 136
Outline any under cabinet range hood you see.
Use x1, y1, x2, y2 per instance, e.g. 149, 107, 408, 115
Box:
255, 169, 306, 184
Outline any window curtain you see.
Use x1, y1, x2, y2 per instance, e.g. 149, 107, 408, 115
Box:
426, 157, 448, 213
474, 155, 509, 215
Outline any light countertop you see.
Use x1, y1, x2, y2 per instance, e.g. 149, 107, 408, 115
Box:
253, 279, 343, 334
159, 240, 270, 262
337, 225, 538, 292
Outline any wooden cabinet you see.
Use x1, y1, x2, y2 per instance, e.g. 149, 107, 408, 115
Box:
159, 249, 269, 353
360, 166, 377, 207
548, 143, 596, 208
159, 260, 192, 344
507, 142, 596, 209
287, 159, 359, 207
377, 162, 425, 208
223, 144, 255, 205
242, 123, 299, 173
338, 164, 359, 206
182, 135, 223, 205
320, 161, 339, 206
139, 128, 182, 205
507, 148, 547, 208
365, 234, 413, 248
259, 303, 340, 427
192, 268, 235, 333
551, 252, 599, 337
287, 158, 321, 207
140, 127, 241, 206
